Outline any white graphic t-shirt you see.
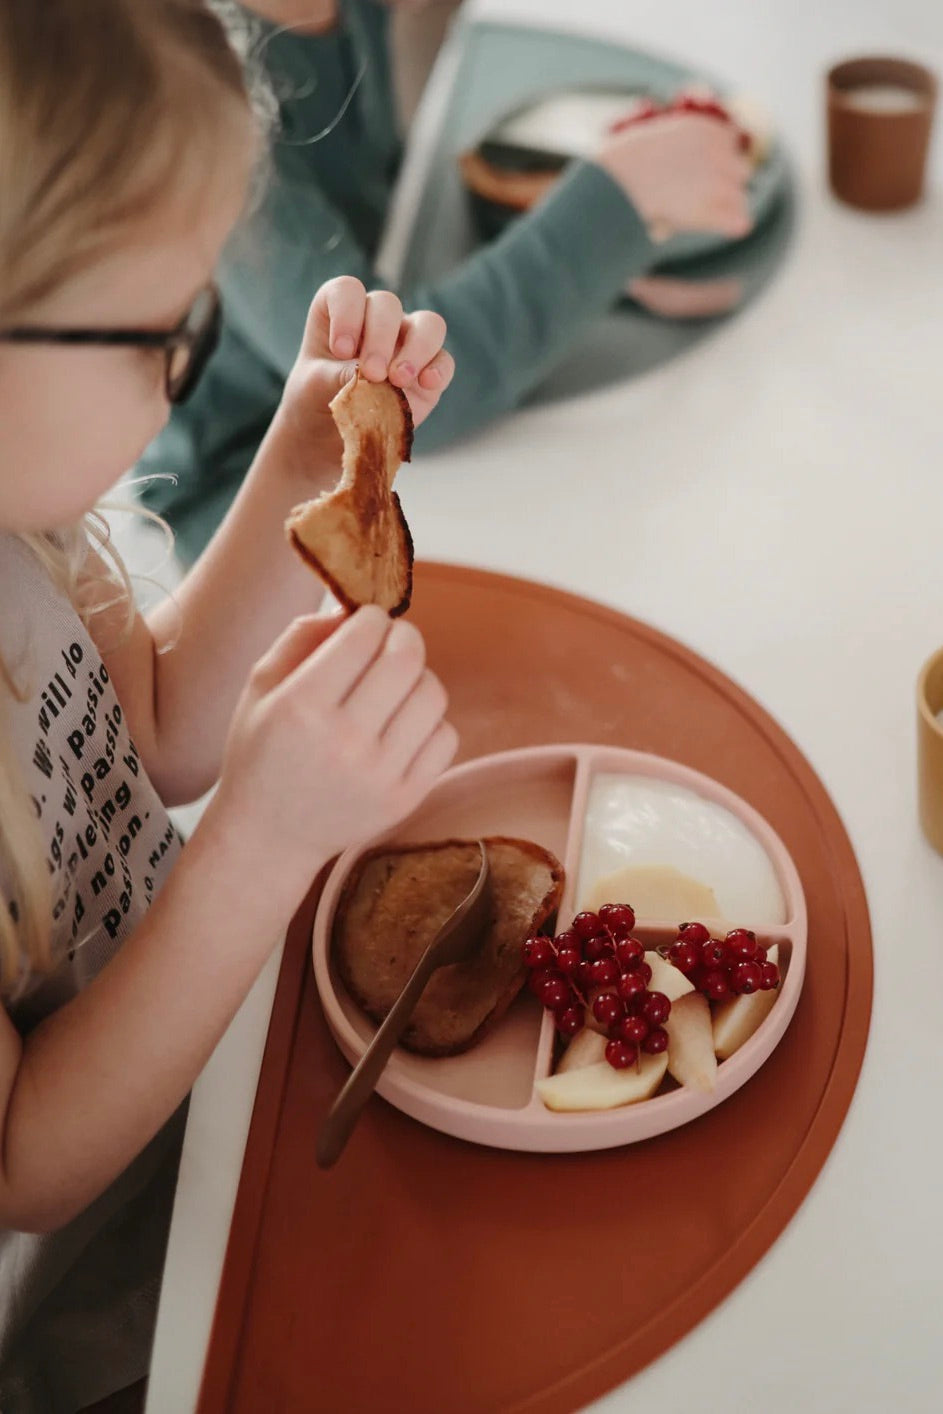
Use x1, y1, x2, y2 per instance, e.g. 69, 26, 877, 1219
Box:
0, 534, 185, 1413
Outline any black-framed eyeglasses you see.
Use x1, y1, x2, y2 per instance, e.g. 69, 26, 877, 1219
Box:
0, 284, 221, 404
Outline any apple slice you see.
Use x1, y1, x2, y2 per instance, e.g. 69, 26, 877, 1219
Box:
557, 1028, 608, 1074
537, 1053, 668, 1111
665, 991, 717, 1092
644, 951, 695, 1003
713, 945, 780, 1060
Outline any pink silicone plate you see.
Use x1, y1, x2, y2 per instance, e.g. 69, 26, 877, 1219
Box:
311, 744, 807, 1152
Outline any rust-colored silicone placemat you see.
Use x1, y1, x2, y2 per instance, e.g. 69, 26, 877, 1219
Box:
198, 564, 872, 1414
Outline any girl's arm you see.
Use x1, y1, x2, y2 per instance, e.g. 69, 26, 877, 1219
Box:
0, 607, 456, 1233
0, 796, 287, 1232
102, 285, 452, 807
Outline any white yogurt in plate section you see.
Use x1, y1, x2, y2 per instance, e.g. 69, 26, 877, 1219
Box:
577, 774, 787, 926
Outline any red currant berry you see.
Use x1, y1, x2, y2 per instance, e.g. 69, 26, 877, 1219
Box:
689, 965, 711, 994
616, 971, 647, 1005
599, 902, 636, 935
642, 991, 671, 1026
555, 946, 582, 976
702, 969, 731, 1001
572, 911, 602, 940
575, 960, 596, 993
760, 961, 780, 990
553, 928, 582, 957
619, 1014, 649, 1045
642, 1026, 669, 1055
555, 1003, 585, 1036
605, 1039, 638, 1070
726, 928, 759, 961
733, 960, 763, 995
592, 992, 625, 1029
537, 973, 572, 1009
636, 961, 652, 987
615, 937, 645, 970
584, 935, 612, 963
699, 937, 728, 969
678, 921, 710, 945
589, 957, 620, 988
668, 941, 700, 975
522, 936, 555, 969
529, 966, 554, 995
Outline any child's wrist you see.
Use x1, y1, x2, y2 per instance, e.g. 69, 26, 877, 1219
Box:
192, 792, 329, 929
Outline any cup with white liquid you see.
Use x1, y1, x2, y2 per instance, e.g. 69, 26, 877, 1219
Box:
916, 648, 943, 852
827, 57, 936, 210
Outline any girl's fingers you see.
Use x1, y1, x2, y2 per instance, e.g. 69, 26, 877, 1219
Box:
416, 348, 456, 393
307, 276, 368, 361
403, 719, 459, 789
249, 611, 345, 695
342, 619, 427, 736
285, 604, 391, 706
381, 670, 449, 774
389, 310, 448, 388
359, 291, 405, 381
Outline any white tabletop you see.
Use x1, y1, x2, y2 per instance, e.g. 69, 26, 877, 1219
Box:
146, 2, 943, 1410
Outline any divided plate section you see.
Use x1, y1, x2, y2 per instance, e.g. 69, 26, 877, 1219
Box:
312, 744, 807, 1153
525, 747, 807, 1146
312, 747, 581, 1124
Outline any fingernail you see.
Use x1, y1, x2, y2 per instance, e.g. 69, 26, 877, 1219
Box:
335, 336, 355, 359
393, 362, 415, 384
363, 355, 386, 380
423, 368, 442, 388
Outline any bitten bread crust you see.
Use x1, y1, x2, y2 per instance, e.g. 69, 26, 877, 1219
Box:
286, 373, 415, 616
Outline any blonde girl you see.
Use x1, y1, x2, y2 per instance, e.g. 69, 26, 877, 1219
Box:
0, 3, 456, 1408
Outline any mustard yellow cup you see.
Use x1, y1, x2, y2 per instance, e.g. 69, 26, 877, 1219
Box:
916, 647, 943, 851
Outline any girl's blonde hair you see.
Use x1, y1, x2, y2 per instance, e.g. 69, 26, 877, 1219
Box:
0, 0, 252, 995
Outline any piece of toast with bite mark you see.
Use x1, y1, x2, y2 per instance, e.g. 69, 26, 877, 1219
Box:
285, 371, 415, 616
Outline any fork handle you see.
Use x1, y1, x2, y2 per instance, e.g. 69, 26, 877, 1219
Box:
316, 945, 439, 1169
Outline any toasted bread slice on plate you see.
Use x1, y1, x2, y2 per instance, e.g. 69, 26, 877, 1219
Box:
332, 837, 565, 1056
286, 373, 415, 616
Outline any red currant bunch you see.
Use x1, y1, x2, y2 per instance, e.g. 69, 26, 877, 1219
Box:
522, 905, 671, 1071
663, 922, 780, 1001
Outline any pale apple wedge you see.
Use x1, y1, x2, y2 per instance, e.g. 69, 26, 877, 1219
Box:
713, 945, 780, 1060
537, 1053, 668, 1111
556, 1028, 608, 1074
644, 951, 696, 1003
665, 991, 717, 1093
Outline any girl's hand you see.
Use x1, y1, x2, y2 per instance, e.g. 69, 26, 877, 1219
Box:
595, 114, 752, 242
211, 607, 458, 909
268, 278, 454, 479
309, 277, 454, 424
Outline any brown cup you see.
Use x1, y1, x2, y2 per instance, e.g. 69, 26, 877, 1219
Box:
916, 647, 943, 852
827, 56, 937, 210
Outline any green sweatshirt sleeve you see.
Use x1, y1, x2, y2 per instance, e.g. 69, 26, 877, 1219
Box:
406, 162, 654, 450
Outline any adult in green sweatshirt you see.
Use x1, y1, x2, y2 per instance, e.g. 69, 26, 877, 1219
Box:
140, 0, 750, 563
